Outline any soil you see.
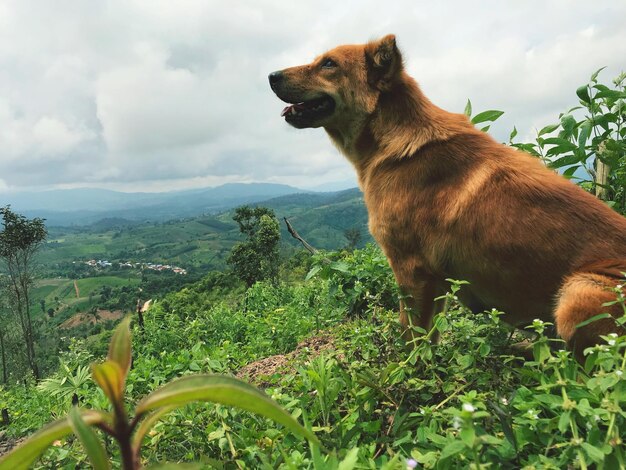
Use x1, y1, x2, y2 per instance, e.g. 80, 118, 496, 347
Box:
60, 309, 124, 329
236, 333, 339, 387
0, 433, 24, 457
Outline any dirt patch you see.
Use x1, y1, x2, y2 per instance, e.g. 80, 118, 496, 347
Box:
237, 333, 339, 387
0, 434, 25, 457
60, 309, 124, 329
73, 280, 80, 298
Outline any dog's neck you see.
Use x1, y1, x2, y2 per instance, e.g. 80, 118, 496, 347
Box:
325, 73, 472, 178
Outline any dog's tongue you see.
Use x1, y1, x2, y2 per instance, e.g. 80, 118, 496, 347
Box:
281, 103, 304, 117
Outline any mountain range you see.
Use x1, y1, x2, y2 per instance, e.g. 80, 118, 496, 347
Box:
38, 186, 370, 273
1, 183, 315, 226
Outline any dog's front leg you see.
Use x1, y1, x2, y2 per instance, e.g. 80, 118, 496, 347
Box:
396, 274, 445, 345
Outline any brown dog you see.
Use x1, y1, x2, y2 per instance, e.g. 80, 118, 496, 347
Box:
269, 34, 626, 358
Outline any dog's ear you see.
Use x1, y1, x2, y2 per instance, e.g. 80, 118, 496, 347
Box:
366, 34, 403, 91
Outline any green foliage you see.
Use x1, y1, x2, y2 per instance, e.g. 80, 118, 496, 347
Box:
343, 227, 362, 250
464, 99, 505, 132
228, 206, 281, 287
510, 70, 626, 212
0, 207, 47, 256
0, 206, 48, 380
37, 362, 91, 403
0, 317, 318, 469
307, 244, 398, 317
2, 249, 626, 468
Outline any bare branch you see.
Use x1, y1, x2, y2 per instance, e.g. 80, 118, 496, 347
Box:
283, 218, 318, 254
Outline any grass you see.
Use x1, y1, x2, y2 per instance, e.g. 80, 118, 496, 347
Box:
30, 275, 141, 320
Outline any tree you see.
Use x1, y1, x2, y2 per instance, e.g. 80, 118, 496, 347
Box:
0, 206, 47, 379
344, 227, 362, 250
227, 206, 280, 287
0, 281, 12, 383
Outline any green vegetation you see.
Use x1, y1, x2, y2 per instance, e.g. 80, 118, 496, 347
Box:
2, 249, 625, 468
0, 207, 48, 380
2, 318, 317, 469
509, 69, 626, 213
37, 188, 369, 277
0, 70, 624, 468
228, 206, 281, 287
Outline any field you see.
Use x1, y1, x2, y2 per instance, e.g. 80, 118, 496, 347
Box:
40, 215, 240, 272
31, 275, 141, 324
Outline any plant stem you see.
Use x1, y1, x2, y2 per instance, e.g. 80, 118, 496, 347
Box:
113, 401, 139, 470
118, 424, 137, 470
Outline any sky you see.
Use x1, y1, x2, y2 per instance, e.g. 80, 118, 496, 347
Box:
0, 0, 625, 193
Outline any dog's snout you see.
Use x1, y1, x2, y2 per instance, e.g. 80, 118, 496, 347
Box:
268, 70, 283, 88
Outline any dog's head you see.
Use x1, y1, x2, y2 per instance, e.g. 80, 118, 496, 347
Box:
269, 34, 403, 130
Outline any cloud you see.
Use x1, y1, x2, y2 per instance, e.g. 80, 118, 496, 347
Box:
96, 44, 221, 154
0, 0, 624, 192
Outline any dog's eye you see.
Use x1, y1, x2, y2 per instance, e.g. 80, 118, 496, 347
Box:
321, 58, 338, 69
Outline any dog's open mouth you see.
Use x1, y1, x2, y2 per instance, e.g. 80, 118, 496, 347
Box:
280, 95, 335, 126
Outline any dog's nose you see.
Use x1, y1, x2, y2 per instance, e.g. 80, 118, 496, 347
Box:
268, 70, 283, 87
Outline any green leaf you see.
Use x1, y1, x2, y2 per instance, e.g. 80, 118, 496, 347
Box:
464, 99, 472, 117
582, 442, 605, 463
512, 143, 541, 157
578, 120, 592, 150
471, 110, 504, 125
132, 405, 177, 450
68, 407, 110, 470
0, 411, 107, 469
595, 89, 626, 100
593, 113, 617, 131
538, 123, 560, 136
590, 66, 607, 83
543, 137, 578, 153
576, 85, 591, 104
489, 401, 516, 451
92, 361, 124, 404
460, 427, 476, 447
533, 342, 551, 363
108, 316, 132, 381
558, 410, 571, 433
562, 165, 581, 179
330, 261, 351, 274
337, 447, 359, 470
305, 265, 322, 281
548, 154, 584, 169
509, 126, 518, 142
439, 440, 466, 460
560, 115, 576, 138
575, 313, 612, 329
136, 374, 320, 446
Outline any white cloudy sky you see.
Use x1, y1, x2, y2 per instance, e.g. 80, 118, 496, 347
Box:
0, 0, 624, 193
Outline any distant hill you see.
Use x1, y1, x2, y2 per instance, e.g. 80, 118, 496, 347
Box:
265, 188, 370, 249
1, 183, 309, 226
39, 187, 369, 274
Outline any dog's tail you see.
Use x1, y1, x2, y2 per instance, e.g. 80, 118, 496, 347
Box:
554, 259, 626, 360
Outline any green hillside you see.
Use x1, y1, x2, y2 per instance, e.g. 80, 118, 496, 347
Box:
38, 188, 370, 276
2, 246, 625, 469
31, 275, 141, 323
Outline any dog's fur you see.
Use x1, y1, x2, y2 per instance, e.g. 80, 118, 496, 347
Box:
270, 34, 626, 358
